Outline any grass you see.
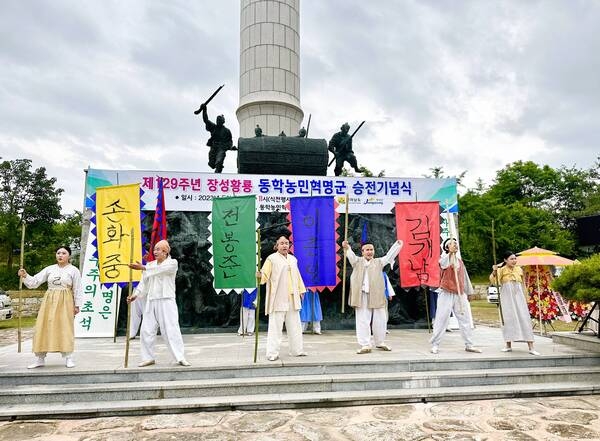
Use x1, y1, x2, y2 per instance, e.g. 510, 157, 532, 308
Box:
470, 299, 580, 332
0, 316, 36, 330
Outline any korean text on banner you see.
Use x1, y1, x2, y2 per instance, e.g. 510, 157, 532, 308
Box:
212, 195, 257, 289
396, 202, 441, 288
289, 196, 338, 290
96, 183, 143, 285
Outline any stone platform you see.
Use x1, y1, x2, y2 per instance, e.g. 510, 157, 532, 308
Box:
1, 326, 599, 421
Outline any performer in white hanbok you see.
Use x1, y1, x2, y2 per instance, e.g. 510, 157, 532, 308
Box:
430, 239, 482, 354
257, 235, 307, 361
491, 251, 539, 355
342, 239, 402, 354
128, 240, 190, 367
18, 246, 82, 369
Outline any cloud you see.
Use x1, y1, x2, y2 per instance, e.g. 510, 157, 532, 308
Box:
2, 0, 599, 212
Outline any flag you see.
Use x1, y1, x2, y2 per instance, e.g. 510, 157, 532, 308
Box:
95, 183, 143, 286
209, 195, 257, 291
287, 196, 339, 291
147, 178, 167, 262
361, 218, 369, 245
395, 202, 441, 288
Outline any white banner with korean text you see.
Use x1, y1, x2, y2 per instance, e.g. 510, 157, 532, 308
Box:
75, 221, 121, 338
85, 169, 458, 214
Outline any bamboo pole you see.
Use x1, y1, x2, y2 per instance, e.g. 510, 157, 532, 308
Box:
491, 220, 505, 325
253, 228, 261, 363
17, 222, 26, 353
423, 286, 431, 333
341, 194, 349, 313
124, 228, 134, 368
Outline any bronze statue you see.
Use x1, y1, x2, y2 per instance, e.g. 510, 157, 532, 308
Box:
200, 106, 233, 173
296, 127, 307, 138
328, 122, 362, 176
279, 131, 287, 137
255, 125, 263, 137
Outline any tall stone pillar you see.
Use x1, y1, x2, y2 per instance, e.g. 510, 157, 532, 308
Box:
237, 0, 303, 137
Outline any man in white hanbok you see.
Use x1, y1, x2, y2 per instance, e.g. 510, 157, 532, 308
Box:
342, 239, 403, 354
258, 235, 307, 361
128, 240, 190, 367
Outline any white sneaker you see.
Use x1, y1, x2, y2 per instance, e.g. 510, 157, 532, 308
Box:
65, 356, 75, 368
501, 347, 512, 352
177, 359, 191, 366
465, 346, 482, 353
529, 350, 540, 356
430, 346, 439, 354
356, 346, 372, 354
27, 357, 45, 369
376, 344, 392, 351
267, 355, 279, 361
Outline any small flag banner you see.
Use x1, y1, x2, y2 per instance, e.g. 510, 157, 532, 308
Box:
147, 177, 167, 262
395, 201, 441, 288
287, 196, 340, 291
95, 183, 144, 287
209, 195, 258, 292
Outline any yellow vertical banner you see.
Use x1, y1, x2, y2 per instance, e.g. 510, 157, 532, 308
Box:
96, 184, 143, 285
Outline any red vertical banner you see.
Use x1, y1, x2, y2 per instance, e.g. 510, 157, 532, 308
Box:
395, 202, 441, 288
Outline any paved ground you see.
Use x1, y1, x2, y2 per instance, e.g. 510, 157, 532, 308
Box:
1, 327, 599, 440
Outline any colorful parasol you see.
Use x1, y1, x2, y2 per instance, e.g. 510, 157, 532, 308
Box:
516, 247, 574, 334
516, 247, 575, 267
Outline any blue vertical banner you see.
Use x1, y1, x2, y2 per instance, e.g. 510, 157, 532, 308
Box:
287, 196, 339, 291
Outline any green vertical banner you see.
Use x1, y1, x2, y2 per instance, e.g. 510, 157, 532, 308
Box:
210, 195, 257, 291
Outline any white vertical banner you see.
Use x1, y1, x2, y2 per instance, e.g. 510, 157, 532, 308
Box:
75, 223, 121, 337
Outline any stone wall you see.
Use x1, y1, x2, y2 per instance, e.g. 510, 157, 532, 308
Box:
6, 291, 44, 317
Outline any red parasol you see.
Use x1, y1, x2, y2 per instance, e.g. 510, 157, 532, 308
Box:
516, 247, 575, 267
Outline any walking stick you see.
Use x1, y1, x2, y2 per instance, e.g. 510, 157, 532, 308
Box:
17, 222, 26, 353
254, 228, 261, 363
341, 194, 349, 313
124, 228, 134, 368
491, 220, 505, 325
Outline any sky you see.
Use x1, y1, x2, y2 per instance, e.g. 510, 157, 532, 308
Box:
2, 0, 599, 214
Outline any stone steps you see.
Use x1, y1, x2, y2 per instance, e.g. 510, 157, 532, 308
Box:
2, 381, 599, 420
2, 365, 600, 407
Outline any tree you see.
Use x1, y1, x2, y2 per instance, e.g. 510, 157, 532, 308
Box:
341, 166, 385, 177
423, 166, 466, 187
551, 254, 600, 302
0, 159, 63, 268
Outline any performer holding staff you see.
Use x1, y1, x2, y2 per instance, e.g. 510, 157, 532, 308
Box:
127, 240, 191, 367
491, 251, 540, 355
18, 246, 81, 368
342, 239, 402, 354
257, 235, 307, 361
430, 239, 482, 354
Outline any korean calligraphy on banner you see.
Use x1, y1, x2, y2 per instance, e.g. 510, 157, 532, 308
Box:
395, 202, 441, 288
96, 184, 143, 285
75, 228, 120, 337
210, 195, 257, 291
288, 196, 339, 291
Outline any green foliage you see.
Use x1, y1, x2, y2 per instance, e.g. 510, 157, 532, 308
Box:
551, 254, 600, 302
0, 159, 64, 269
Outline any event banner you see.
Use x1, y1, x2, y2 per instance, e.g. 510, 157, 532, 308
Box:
95, 184, 143, 285
75, 228, 121, 337
85, 168, 458, 214
395, 202, 441, 288
288, 196, 339, 291
209, 195, 257, 291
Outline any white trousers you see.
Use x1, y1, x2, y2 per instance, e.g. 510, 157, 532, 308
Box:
129, 297, 146, 338
266, 304, 304, 358
355, 292, 387, 347
430, 291, 473, 348
302, 320, 321, 333
238, 307, 255, 335
140, 298, 186, 363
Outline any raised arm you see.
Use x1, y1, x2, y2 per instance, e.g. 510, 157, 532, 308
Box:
381, 240, 403, 269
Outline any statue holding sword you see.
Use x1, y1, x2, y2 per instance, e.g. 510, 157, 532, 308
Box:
328, 121, 364, 176
194, 85, 235, 173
